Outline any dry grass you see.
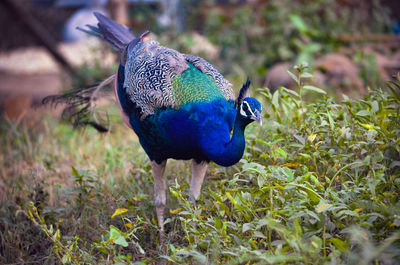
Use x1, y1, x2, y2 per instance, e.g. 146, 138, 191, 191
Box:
0, 113, 190, 264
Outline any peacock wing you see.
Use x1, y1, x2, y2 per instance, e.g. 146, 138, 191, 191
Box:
123, 40, 234, 119
123, 40, 188, 117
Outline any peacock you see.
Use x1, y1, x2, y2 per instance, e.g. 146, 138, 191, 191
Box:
49, 12, 262, 234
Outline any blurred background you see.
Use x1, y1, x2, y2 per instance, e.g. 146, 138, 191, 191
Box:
0, 0, 399, 122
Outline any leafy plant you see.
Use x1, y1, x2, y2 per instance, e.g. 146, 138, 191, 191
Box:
1, 61, 399, 264
201, 0, 392, 85
161, 67, 400, 264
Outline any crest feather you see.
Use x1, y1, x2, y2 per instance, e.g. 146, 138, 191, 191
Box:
236, 78, 251, 108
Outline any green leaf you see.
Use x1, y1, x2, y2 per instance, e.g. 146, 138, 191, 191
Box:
275, 148, 287, 159
293, 218, 303, 237
62, 254, 70, 264
289, 14, 308, 34
316, 203, 332, 213
169, 188, 184, 200
53, 228, 60, 241
310, 174, 324, 189
71, 166, 81, 177
281, 167, 294, 182
109, 225, 128, 247
257, 174, 265, 188
227, 192, 251, 222
300, 72, 313, 79
329, 238, 349, 251
371, 100, 379, 113
281, 86, 300, 98
187, 250, 208, 264
390, 161, 400, 168
254, 231, 268, 239
215, 217, 222, 230
302, 85, 327, 94
169, 244, 176, 253
272, 90, 280, 109
287, 183, 322, 204
356, 110, 370, 116
311, 236, 322, 249
299, 153, 312, 159
286, 70, 299, 84
209, 188, 223, 202
327, 111, 335, 131
115, 236, 128, 247
363, 155, 371, 166
109, 226, 120, 240
243, 222, 255, 233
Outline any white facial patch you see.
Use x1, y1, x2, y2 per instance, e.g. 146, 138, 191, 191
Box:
240, 101, 255, 117
240, 103, 246, 116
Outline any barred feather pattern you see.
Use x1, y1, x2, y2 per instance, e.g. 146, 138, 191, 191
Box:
123, 40, 235, 118
124, 40, 188, 116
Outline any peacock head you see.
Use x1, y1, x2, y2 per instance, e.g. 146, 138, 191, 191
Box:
239, 97, 262, 126
236, 79, 262, 126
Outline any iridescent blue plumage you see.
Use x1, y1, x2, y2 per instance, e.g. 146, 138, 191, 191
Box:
116, 63, 255, 166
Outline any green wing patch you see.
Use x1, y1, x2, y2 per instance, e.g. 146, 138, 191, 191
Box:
171, 63, 225, 106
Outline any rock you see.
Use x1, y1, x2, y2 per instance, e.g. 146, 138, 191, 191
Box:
384, 49, 400, 78
62, 7, 109, 42
189, 32, 220, 60
314, 53, 365, 94
362, 47, 392, 81
264, 62, 295, 91
0, 47, 60, 74
0, 72, 63, 124
4, 94, 32, 121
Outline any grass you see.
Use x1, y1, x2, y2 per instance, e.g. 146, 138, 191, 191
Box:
0, 67, 399, 264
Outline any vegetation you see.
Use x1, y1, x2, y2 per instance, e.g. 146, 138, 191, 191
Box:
161, 0, 393, 85
1, 66, 399, 264
1, 0, 398, 263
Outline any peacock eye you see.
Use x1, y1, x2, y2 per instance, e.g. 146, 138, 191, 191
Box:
242, 103, 248, 111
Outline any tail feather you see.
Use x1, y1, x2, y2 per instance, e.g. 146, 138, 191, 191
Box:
77, 11, 135, 51
42, 74, 116, 132
44, 13, 150, 132
77, 24, 106, 41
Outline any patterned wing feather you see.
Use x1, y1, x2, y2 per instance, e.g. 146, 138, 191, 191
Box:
123, 40, 234, 118
124, 40, 187, 116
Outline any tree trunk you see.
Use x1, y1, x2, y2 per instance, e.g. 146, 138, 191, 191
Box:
108, 0, 128, 25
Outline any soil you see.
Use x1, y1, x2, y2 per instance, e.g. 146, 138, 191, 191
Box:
0, 72, 62, 120
0, 40, 115, 121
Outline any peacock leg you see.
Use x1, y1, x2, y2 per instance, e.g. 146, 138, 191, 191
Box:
190, 160, 209, 204
151, 160, 167, 233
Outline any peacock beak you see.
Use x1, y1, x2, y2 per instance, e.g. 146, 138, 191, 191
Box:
252, 109, 262, 125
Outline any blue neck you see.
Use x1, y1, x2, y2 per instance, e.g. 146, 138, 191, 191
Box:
205, 112, 248, 167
